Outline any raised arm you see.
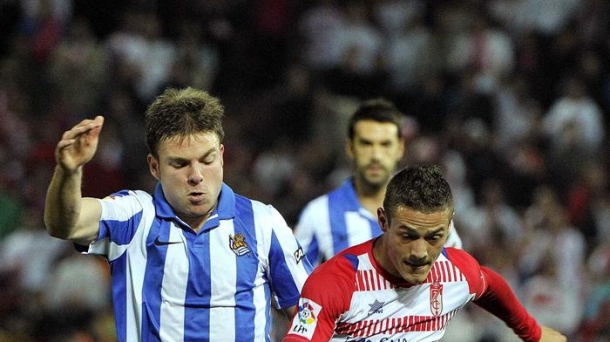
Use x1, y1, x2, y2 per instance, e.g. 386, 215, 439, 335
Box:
44, 116, 105, 244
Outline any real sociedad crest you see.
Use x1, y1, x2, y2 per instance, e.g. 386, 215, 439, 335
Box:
430, 281, 443, 316
229, 233, 250, 256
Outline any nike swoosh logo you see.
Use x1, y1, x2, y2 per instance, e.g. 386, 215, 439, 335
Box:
154, 236, 182, 246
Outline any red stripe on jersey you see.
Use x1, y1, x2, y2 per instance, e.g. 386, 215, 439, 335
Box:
336, 309, 460, 337
355, 269, 394, 291
425, 260, 465, 284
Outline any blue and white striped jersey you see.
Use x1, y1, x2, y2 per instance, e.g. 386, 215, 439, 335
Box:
295, 179, 462, 267
84, 183, 312, 342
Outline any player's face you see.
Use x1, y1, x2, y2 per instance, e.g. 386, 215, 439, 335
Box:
376, 205, 451, 284
348, 120, 404, 188
148, 132, 224, 230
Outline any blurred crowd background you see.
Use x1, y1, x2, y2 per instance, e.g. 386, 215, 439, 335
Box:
1, 0, 610, 341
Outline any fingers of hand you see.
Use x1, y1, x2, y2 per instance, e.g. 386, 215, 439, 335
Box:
62, 120, 102, 141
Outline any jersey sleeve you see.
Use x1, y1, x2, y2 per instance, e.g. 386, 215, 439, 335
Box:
284, 255, 357, 341
85, 190, 148, 259
294, 198, 325, 267
266, 205, 313, 309
445, 248, 541, 342
474, 266, 541, 342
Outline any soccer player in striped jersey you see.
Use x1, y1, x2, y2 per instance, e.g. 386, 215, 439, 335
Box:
44, 87, 313, 342
284, 165, 566, 342
294, 98, 462, 267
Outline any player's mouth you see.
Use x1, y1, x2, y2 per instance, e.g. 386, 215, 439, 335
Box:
366, 164, 385, 174
405, 260, 428, 271
188, 191, 205, 203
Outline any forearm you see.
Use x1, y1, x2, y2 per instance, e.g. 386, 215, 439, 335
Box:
44, 166, 100, 242
283, 305, 296, 320
474, 266, 541, 342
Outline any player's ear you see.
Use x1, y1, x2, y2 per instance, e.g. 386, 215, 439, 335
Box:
377, 207, 389, 233
346, 139, 355, 159
219, 144, 225, 166
148, 154, 160, 180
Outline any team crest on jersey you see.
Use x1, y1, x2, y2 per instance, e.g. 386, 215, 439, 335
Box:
430, 281, 443, 316
288, 298, 322, 339
229, 233, 250, 256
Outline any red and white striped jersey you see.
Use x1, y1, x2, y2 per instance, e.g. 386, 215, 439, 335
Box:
284, 239, 541, 342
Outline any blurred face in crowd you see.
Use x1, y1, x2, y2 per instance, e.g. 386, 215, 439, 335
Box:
148, 132, 224, 230
375, 205, 451, 285
347, 120, 404, 190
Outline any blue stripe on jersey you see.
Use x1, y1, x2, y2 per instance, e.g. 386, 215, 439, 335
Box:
100, 207, 144, 246
305, 235, 319, 266
110, 253, 129, 342
343, 253, 360, 270
234, 195, 260, 341
328, 181, 381, 257
141, 219, 174, 341
328, 186, 353, 256
328, 191, 346, 254
184, 232, 212, 341
269, 231, 300, 308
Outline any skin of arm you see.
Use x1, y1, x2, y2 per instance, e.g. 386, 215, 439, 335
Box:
44, 116, 105, 244
283, 305, 296, 319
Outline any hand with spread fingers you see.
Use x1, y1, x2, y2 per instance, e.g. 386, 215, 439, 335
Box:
56, 115, 104, 172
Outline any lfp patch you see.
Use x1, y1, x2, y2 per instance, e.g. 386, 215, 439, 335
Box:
287, 298, 322, 339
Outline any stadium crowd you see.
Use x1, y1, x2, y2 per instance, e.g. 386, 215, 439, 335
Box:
0, 0, 609, 341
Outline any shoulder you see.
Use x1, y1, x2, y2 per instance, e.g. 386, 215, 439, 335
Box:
233, 193, 282, 220
442, 247, 484, 289
300, 193, 331, 215
103, 189, 151, 201
295, 193, 332, 231
307, 241, 371, 284
298, 182, 355, 221
303, 252, 359, 296
100, 190, 152, 214
318, 251, 359, 275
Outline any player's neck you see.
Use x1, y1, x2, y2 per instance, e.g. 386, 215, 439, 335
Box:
354, 179, 386, 216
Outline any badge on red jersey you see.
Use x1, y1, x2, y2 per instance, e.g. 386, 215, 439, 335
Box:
287, 298, 322, 339
430, 281, 443, 316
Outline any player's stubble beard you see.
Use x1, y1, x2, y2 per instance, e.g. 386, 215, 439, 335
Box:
358, 163, 391, 195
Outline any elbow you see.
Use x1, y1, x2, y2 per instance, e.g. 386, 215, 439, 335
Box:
43, 216, 72, 240
45, 223, 68, 240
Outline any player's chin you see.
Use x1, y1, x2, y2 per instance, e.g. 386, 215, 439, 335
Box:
404, 275, 427, 285
402, 266, 430, 284
364, 174, 388, 187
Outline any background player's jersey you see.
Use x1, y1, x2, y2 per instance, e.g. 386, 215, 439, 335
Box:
83, 183, 312, 342
285, 240, 540, 342
295, 179, 462, 266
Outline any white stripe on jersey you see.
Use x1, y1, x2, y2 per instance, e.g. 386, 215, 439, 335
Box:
252, 202, 273, 341
209, 219, 237, 341
159, 224, 189, 342
297, 196, 333, 262
344, 210, 377, 254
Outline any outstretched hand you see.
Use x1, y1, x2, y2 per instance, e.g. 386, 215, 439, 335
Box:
538, 326, 567, 342
55, 116, 104, 172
